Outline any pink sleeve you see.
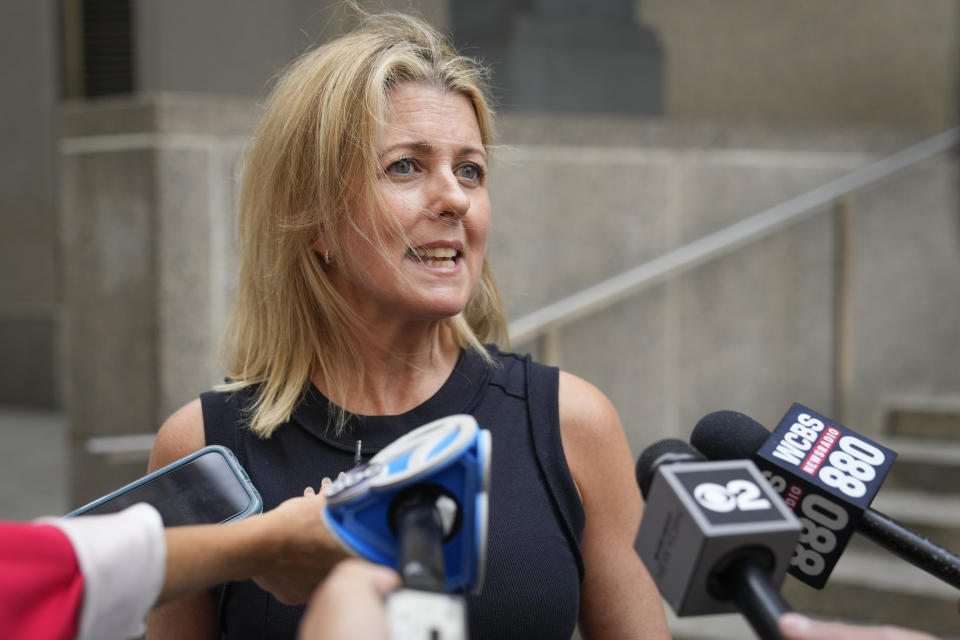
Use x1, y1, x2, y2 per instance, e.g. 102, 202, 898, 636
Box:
0, 520, 83, 640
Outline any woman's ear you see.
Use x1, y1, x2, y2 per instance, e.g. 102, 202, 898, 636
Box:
313, 234, 334, 266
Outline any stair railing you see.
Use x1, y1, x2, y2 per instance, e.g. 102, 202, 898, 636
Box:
509, 127, 960, 379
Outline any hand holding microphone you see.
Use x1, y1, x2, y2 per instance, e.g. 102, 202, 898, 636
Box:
297, 559, 400, 640
777, 613, 938, 640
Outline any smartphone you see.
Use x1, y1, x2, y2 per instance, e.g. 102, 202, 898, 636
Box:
67, 445, 263, 526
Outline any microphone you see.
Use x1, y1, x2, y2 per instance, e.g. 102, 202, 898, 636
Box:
691, 404, 960, 591
322, 414, 490, 593
634, 439, 801, 640
323, 414, 490, 640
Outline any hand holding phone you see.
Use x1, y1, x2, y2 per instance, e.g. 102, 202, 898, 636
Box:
240, 486, 352, 604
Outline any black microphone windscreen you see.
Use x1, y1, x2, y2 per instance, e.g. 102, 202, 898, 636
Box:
690, 411, 769, 461
635, 438, 702, 499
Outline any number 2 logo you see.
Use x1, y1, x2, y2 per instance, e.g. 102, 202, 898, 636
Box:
693, 480, 772, 513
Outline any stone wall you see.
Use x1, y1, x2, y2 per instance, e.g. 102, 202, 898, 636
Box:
4, 0, 957, 415
0, 0, 59, 408
639, 0, 960, 128
491, 114, 959, 450
58, 96, 960, 505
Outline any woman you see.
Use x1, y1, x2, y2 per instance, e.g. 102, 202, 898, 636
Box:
147, 10, 669, 640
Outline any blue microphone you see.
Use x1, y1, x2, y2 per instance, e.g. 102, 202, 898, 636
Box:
323, 414, 490, 594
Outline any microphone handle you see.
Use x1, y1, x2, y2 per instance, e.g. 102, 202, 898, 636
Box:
859, 508, 960, 590
397, 498, 447, 592
724, 559, 791, 640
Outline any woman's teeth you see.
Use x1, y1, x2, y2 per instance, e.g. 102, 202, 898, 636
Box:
407, 247, 459, 267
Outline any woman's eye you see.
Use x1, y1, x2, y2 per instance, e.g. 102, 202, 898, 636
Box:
457, 163, 483, 182
388, 158, 415, 175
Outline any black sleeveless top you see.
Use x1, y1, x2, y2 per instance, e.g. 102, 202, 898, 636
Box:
201, 347, 585, 640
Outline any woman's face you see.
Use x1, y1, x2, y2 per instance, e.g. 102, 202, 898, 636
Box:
330, 82, 490, 328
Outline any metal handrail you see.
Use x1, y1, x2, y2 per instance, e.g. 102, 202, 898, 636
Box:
508, 127, 960, 348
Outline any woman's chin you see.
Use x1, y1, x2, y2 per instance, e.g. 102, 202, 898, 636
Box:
421, 303, 468, 320
406, 285, 475, 319
411, 294, 472, 321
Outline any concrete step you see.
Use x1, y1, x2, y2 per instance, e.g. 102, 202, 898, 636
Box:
782, 547, 960, 639
885, 396, 960, 441
879, 436, 960, 496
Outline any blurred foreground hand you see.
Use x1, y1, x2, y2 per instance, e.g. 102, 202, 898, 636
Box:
779, 612, 937, 640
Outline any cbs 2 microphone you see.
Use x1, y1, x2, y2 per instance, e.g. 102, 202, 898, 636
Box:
323, 414, 491, 639
692, 404, 960, 593
635, 439, 801, 640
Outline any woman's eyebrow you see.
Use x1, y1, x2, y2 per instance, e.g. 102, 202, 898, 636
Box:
379, 141, 485, 159
457, 145, 487, 160
380, 141, 433, 156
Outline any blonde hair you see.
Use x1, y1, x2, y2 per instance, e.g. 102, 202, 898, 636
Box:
220, 10, 508, 437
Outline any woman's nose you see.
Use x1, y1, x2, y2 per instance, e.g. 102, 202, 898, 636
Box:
427, 170, 470, 220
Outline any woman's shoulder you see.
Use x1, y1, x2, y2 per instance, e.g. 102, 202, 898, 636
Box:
481, 343, 569, 375
479, 345, 546, 398
196, 382, 259, 417
557, 371, 615, 420
557, 370, 624, 456
150, 399, 206, 472
480, 343, 524, 365
150, 381, 260, 471
482, 345, 618, 439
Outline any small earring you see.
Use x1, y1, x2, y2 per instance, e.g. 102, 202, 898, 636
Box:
323, 249, 332, 265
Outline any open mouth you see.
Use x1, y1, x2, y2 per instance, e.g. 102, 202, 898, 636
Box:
405, 247, 461, 267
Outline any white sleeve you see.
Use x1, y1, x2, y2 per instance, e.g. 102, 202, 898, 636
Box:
45, 503, 166, 640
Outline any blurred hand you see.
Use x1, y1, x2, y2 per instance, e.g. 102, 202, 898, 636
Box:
298, 559, 400, 640
249, 484, 352, 604
779, 613, 937, 640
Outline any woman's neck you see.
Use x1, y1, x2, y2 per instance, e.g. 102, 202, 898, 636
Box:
312, 320, 461, 416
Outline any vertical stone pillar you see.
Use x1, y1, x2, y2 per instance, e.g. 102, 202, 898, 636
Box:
0, 0, 59, 408
59, 95, 254, 505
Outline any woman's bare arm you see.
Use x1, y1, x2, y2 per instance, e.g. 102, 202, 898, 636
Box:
159, 488, 349, 606
558, 371, 670, 639
146, 399, 218, 640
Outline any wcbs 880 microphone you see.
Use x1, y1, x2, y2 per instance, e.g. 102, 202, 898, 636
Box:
634, 439, 801, 640
692, 404, 960, 592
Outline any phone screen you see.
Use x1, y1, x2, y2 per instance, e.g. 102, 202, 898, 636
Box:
80, 450, 256, 526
